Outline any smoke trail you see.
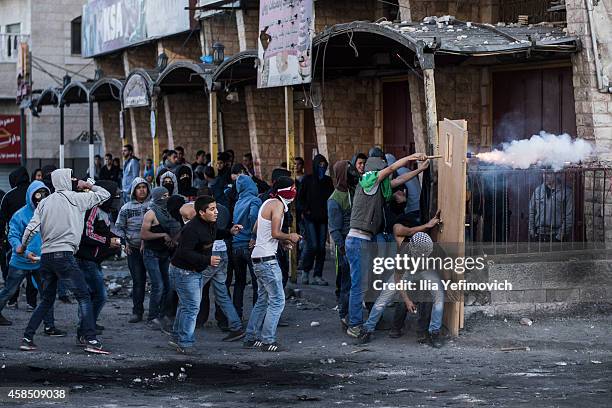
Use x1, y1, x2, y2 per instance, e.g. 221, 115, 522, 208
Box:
476, 132, 594, 170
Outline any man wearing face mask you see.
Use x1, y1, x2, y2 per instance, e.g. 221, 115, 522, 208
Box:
75, 181, 122, 339
160, 171, 178, 196
0, 181, 62, 335
296, 154, 334, 286
140, 187, 182, 329
244, 177, 301, 352
17, 169, 110, 354
327, 161, 359, 330
168, 195, 244, 354
175, 165, 198, 200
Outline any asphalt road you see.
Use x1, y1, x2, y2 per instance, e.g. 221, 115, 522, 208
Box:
0, 259, 610, 407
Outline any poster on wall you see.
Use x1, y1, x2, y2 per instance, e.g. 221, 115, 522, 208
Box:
0, 115, 21, 164
257, 0, 314, 88
82, 0, 193, 58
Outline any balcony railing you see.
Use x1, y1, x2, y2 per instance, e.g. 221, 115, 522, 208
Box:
0, 33, 29, 63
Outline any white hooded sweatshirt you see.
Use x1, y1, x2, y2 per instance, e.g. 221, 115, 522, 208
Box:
22, 168, 110, 254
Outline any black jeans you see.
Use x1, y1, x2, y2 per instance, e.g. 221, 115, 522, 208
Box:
25, 252, 97, 341
302, 220, 327, 278
197, 281, 227, 326
231, 246, 258, 319
127, 249, 147, 316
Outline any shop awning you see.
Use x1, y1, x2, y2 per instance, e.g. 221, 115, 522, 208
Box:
312, 18, 580, 74
156, 61, 214, 94
208, 50, 258, 91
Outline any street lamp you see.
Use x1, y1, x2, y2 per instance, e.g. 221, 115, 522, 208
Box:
212, 42, 225, 64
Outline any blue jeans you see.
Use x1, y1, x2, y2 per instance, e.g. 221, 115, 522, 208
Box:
169, 252, 242, 348
0, 267, 54, 327
25, 252, 97, 341
346, 235, 370, 327
245, 259, 285, 344
363, 270, 444, 333
127, 248, 146, 316
336, 249, 351, 320
143, 248, 170, 320
302, 219, 327, 278
77, 259, 107, 323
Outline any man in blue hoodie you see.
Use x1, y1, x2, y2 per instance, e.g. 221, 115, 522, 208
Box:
0, 181, 64, 337
231, 175, 262, 320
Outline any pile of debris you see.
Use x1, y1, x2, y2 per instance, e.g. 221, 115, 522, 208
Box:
103, 275, 132, 298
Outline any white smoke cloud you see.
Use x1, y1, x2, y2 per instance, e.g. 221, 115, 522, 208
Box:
476, 132, 594, 170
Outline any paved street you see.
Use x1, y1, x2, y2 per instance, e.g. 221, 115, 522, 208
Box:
0, 258, 610, 407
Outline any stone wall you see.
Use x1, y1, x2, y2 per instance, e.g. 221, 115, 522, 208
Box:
220, 88, 251, 162
400, 0, 500, 23
313, 77, 377, 166
245, 85, 286, 181
165, 92, 210, 160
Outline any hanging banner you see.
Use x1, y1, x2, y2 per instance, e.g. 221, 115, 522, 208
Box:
257, 0, 314, 88
0, 115, 21, 164
82, 0, 194, 58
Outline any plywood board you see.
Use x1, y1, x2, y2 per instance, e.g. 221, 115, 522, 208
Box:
437, 118, 468, 336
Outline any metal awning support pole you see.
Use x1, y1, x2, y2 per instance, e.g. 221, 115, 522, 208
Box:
285, 86, 297, 284
209, 91, 219, 168
19, 107, 26, 168
59, 103, 65, 168
88, 98, 95, 178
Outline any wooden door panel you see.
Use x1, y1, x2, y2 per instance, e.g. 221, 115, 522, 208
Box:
383, 81, 414, 158
437, 118, 468, 336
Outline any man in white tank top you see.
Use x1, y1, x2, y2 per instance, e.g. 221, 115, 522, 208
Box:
244, 177, 301, 352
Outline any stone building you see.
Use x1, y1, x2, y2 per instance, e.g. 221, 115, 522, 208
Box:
0, 0, 100, 188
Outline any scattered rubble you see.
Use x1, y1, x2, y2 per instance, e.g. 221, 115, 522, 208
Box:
520, 318, 533, 326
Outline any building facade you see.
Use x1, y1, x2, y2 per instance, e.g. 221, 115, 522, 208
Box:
0, 0, 102, 186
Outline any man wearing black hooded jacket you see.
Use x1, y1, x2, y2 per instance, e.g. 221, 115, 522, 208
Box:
296, 154, 334, 286
0, 167, 30, 307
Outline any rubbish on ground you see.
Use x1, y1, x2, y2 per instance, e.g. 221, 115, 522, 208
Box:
310, 321, 320, 327
501, 346, 530, 352
520, 318, 533, 326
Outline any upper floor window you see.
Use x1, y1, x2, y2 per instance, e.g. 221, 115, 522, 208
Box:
71, 17, 82, 56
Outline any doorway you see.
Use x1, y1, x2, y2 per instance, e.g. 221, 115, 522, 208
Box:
382, 79, 415, 159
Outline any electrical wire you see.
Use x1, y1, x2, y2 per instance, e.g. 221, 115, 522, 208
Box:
31, 55, 92, 80
31, 60, 63, 85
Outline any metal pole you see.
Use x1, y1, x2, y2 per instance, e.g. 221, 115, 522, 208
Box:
19, 107, 26, 168
88, 99, 95, 179
59, 104, 65, 168
209, 91, 219, 168
285, 86, 298, 283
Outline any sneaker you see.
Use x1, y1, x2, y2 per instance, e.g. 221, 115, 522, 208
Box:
311, 276, 329, 286
176, 346, 195, 355
242, 340, 263, 349
95, 324, 105, 331
340, 317, 348, 331
20, 337, 37, 351
429, 332, 443, 349
300, 272, 309, 285
222, 330, 246, 342
84, 340, 111, 355
277, 318, 290, 327
75, 336, 86, 347
416, 330, 430, 344
128, 314, 142, 323
346, 326, 361, 338
217, 321, 230, 332
7, 301, 17, 309
44, 327, 67, 337
389, 328, 403, 338
58, 295, 72, 304
357, 330, 372, 344
147, 318, 163, 330
168, 339, 179, 349
260, 342, 286, 352
27, 303, 36, 312
0, 313, 12, 326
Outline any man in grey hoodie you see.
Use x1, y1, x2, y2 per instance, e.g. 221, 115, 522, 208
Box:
17, 169, 110, 354
115, 177, 150, 323
122, 144, 140, 203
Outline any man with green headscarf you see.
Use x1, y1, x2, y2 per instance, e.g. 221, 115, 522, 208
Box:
345, 151, 428, 338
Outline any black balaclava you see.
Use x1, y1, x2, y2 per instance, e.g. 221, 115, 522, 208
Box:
162, 177, 175, 196
31, 188, 49, 208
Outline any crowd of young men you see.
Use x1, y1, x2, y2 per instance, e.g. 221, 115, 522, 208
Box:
0, 143, 446, 355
